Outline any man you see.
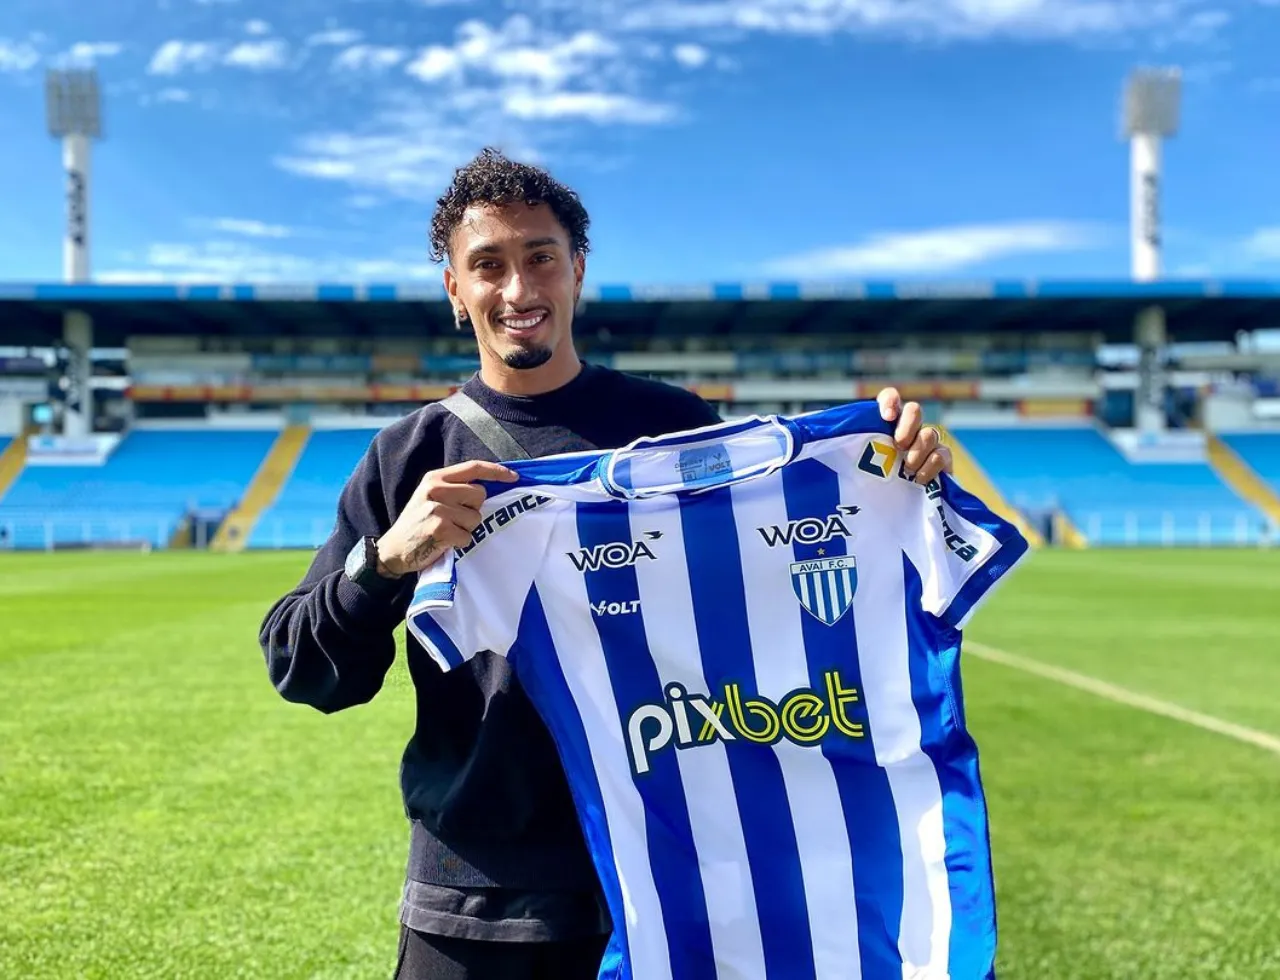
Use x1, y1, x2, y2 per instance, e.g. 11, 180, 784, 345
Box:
259, 147, 952, 980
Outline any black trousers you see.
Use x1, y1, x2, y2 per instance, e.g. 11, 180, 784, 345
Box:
392, 926, 610, 980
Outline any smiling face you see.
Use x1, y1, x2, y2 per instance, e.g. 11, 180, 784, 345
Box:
444, 201, 585, 395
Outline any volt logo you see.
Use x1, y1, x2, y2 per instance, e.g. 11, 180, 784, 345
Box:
591, 599, 641, 617
568, 531, 661, 572
756, 505, 860, 548
455, 493, 552, 559
625, 672, 866, 776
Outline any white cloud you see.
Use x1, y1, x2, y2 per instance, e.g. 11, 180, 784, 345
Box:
98, 241, 435, 284
277, 128, 467, 198
244, 20, 272, 36
96, 270, 179, 284
1249, 77, 1280, 94
156, 87, 192, 103
0, 38, 40, 73
1181, 60, 1232, 83
406, 46, 462, 82
672, 43, 709, 67
1161, 8, 1232, 45
279, 155, 358, 180
495, 30, 620, 84
333, 45, 409, 72
406, 18, 621, 88
307, 29, 363, 47
148, 41, 221, 75
210, 218, 293, 239
281, 17, 674, 200
276, 91, 541, 200
64, 42, 124, 64
763, 221, 1102, 276
1242, 228, 1280, 261
620, 0, 1208, 42
223, 40, 290, 71
503, 89, 677, 123
277, 77, 671, 200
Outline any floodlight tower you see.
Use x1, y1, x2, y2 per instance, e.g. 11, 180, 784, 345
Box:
1123, 68, 1181, 436
1124, 67, 1181, 282
46, 68, 102, 438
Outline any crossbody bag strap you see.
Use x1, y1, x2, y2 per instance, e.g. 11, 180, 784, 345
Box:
438, 389, 532, 462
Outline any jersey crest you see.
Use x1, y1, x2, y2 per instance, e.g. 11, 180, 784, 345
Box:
789, 555, 857, 625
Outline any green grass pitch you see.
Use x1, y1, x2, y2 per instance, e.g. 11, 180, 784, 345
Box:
1, 548, 1278, 978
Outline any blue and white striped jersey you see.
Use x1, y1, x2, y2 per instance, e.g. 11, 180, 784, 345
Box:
406, 400, 1028, 980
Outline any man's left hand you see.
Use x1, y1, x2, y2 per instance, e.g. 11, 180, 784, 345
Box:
876, 387, 953, 485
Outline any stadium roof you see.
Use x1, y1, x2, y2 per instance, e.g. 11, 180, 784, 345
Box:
2, 278, 1278, 347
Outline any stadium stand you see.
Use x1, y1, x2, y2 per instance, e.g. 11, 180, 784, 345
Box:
0, 429, 275, 549
1205, 433, 1280, 528
248, 427, 380, 549
936, 427, 1047, 548
1219, 433, 1280, 492
0, 436, 16, 493
2, 280, 1278, 552
212, 423, 311, 551
952, 425, 1269, 546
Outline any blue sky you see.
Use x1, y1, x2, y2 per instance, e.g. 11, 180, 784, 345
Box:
0, 0, 1277, 287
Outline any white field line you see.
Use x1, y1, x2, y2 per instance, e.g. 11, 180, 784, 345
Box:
965, 641, 1280, 757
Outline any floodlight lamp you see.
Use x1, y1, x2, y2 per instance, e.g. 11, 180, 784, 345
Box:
1123, 67, 1181, 138
46, 69, 102, 139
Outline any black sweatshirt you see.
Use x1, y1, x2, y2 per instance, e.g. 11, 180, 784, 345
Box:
258, 362, 721, 941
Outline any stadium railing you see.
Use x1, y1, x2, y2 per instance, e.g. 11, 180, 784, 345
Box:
0, 515, 185, 551
1070, 509, 1276, 547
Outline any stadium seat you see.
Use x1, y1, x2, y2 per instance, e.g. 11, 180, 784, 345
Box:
952, 425, 1268, 546
0, 429, 276, 549
249, 428, 380, 549
1219, 433, 1280, 494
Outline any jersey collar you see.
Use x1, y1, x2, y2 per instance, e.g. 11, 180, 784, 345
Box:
600, 414, 802, 500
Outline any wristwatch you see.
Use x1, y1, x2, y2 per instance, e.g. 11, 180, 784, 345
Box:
344, 536, 401, 595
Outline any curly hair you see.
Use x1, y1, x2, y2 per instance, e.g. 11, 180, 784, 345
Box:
429, 147, 592, 265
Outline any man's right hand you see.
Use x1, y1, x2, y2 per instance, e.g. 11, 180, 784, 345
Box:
375, 460, 519, 578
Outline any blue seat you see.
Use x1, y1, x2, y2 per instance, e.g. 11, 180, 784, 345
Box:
250, 429, 379, 549
952, 426, 1266, 546
0, 429, 275, 549
1221, 433, 1280, 494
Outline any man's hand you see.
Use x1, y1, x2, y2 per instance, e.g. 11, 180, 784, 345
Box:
876, 387, 953, 485
375, 460, 519, 578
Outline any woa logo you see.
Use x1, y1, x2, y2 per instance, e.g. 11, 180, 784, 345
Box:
568, 531, 662, 572
756, 505, 860, 548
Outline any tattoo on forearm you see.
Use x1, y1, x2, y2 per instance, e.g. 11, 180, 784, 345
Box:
406, 534, 440, 566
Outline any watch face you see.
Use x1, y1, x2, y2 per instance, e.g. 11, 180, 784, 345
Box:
345, 538, 367, 579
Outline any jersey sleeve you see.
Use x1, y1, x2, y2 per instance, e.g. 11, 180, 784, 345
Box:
405, 494, 554, 671
904, 472, 1030, 631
